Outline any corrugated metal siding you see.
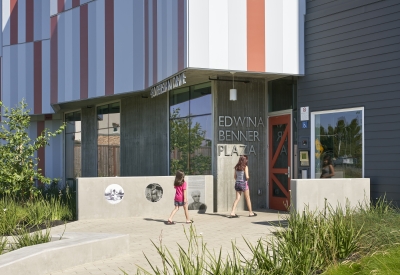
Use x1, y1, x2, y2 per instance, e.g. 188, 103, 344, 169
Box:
298, 0, 400, 205
120, 93, 169, 176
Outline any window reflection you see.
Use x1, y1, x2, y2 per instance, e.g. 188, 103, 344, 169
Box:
65, 111, 81, 178
97, 103, 120, 177
314, 109, 363, 178
169, 83, 212, 175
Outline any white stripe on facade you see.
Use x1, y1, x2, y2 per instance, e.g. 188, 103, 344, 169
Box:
25, 42, 34, 112
165, 0, 173, 79
265, 0, 283, 73
95, 0, 105, 97
209, 0, 229, 70
42, 0, 50, 40
34, 0, 42, 41
57, 12, 65, 102
72, 7, 80, 100
114, 0, 134, 94
18, 0, 26, 43
0, 1, 2, 56
45, 120, 63, 180
17, 44, 27, 103
63, 10, 73, 102
171, 0, 178, 75
155, 1, 163, 82
2, 46, 11, 110
65, 0, 72, 12
282, 0, 300, 74
42, 40, 51, 114
188, 0, 209, 69
87, 0, 96, 98
3, 0, 11, 46
228, 0, 247, 71
132, 0, 145, 91
50, 0, 57, 17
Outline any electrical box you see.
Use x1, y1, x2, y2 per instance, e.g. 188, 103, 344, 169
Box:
299, 150, 309, 167
298, 136, 309, 149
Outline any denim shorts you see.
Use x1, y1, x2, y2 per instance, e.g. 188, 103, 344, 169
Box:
174, 201, 186, 206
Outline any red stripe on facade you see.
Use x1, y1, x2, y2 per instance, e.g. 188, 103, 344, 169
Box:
72, 0, 80, 8
80, 4, 88, 99
177, 0, 184, 71
152, 0, 157, 85
247, 0, 265, 72
37, 121, 45, 182
50, 16, 58, 104
144, 0, 149, 88
34, 41, 42, 114
10, 0, 18, 45
105, 0, 114, 96
58, 0, 64, 13
26, 0, 34, 42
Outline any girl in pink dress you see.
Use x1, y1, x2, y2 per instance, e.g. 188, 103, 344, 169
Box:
166, 170, 192, 224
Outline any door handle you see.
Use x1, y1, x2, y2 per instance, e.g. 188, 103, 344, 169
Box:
285, 166, 291, 178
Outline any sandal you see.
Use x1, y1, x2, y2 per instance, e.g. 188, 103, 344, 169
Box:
166, 220, 176, 225
186, 220, 194, 224
228, 214, 239, 218
249, 213, 257, 217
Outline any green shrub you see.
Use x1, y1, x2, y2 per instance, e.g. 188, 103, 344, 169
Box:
0, 99, 65, 200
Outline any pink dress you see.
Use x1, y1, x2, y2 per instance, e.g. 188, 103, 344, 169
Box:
174, 181, 187, 202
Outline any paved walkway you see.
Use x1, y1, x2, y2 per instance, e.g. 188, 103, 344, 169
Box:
47, 210, 287, 275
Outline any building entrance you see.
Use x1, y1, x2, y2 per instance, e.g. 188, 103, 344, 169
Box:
268, 114, 291, 211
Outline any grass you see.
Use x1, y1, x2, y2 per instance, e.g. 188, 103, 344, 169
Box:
323, 244, 400, 275
0, 184, 75, 255
131, 196, 400, 275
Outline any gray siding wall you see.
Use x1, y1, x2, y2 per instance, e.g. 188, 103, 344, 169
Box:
120, 93, 169, 176
213, 79, 267, 212
298, 0, 400, 204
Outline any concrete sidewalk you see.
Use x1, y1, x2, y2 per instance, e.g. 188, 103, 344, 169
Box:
47, 210, 287, 275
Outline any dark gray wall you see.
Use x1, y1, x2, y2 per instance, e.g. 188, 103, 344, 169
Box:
81, 107, 98, 177
298, 0, 400, 204
120, 93, 169, 176
213, 79, 267, 211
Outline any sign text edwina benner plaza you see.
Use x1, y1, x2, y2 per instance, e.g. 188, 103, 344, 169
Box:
218, 116, 265, 156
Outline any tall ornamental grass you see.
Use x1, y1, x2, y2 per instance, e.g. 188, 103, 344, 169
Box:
133, 197, 399, 275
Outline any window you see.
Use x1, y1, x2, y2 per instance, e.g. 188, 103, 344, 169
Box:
311, 107, 364, 178
97, 102, 120, 177
169, 83, 212, 175
65, 111, 81, 178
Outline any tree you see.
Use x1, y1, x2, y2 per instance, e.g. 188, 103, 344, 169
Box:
169, 108, 211, 175
0, 100, 65, 200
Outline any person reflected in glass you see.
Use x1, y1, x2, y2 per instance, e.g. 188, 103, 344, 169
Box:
320, 155, 335, 178
229, 155, 257, 218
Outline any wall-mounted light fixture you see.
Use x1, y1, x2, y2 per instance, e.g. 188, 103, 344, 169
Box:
230, 72, 237, 101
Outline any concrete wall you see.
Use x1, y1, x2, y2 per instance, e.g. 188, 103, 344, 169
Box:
213, 78, 267, 212
77, 175, 213, 220
291, 178, 370, 213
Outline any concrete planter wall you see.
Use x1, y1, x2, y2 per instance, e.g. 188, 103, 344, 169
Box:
290, 178, 370, 213
77, 176, 213, 220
